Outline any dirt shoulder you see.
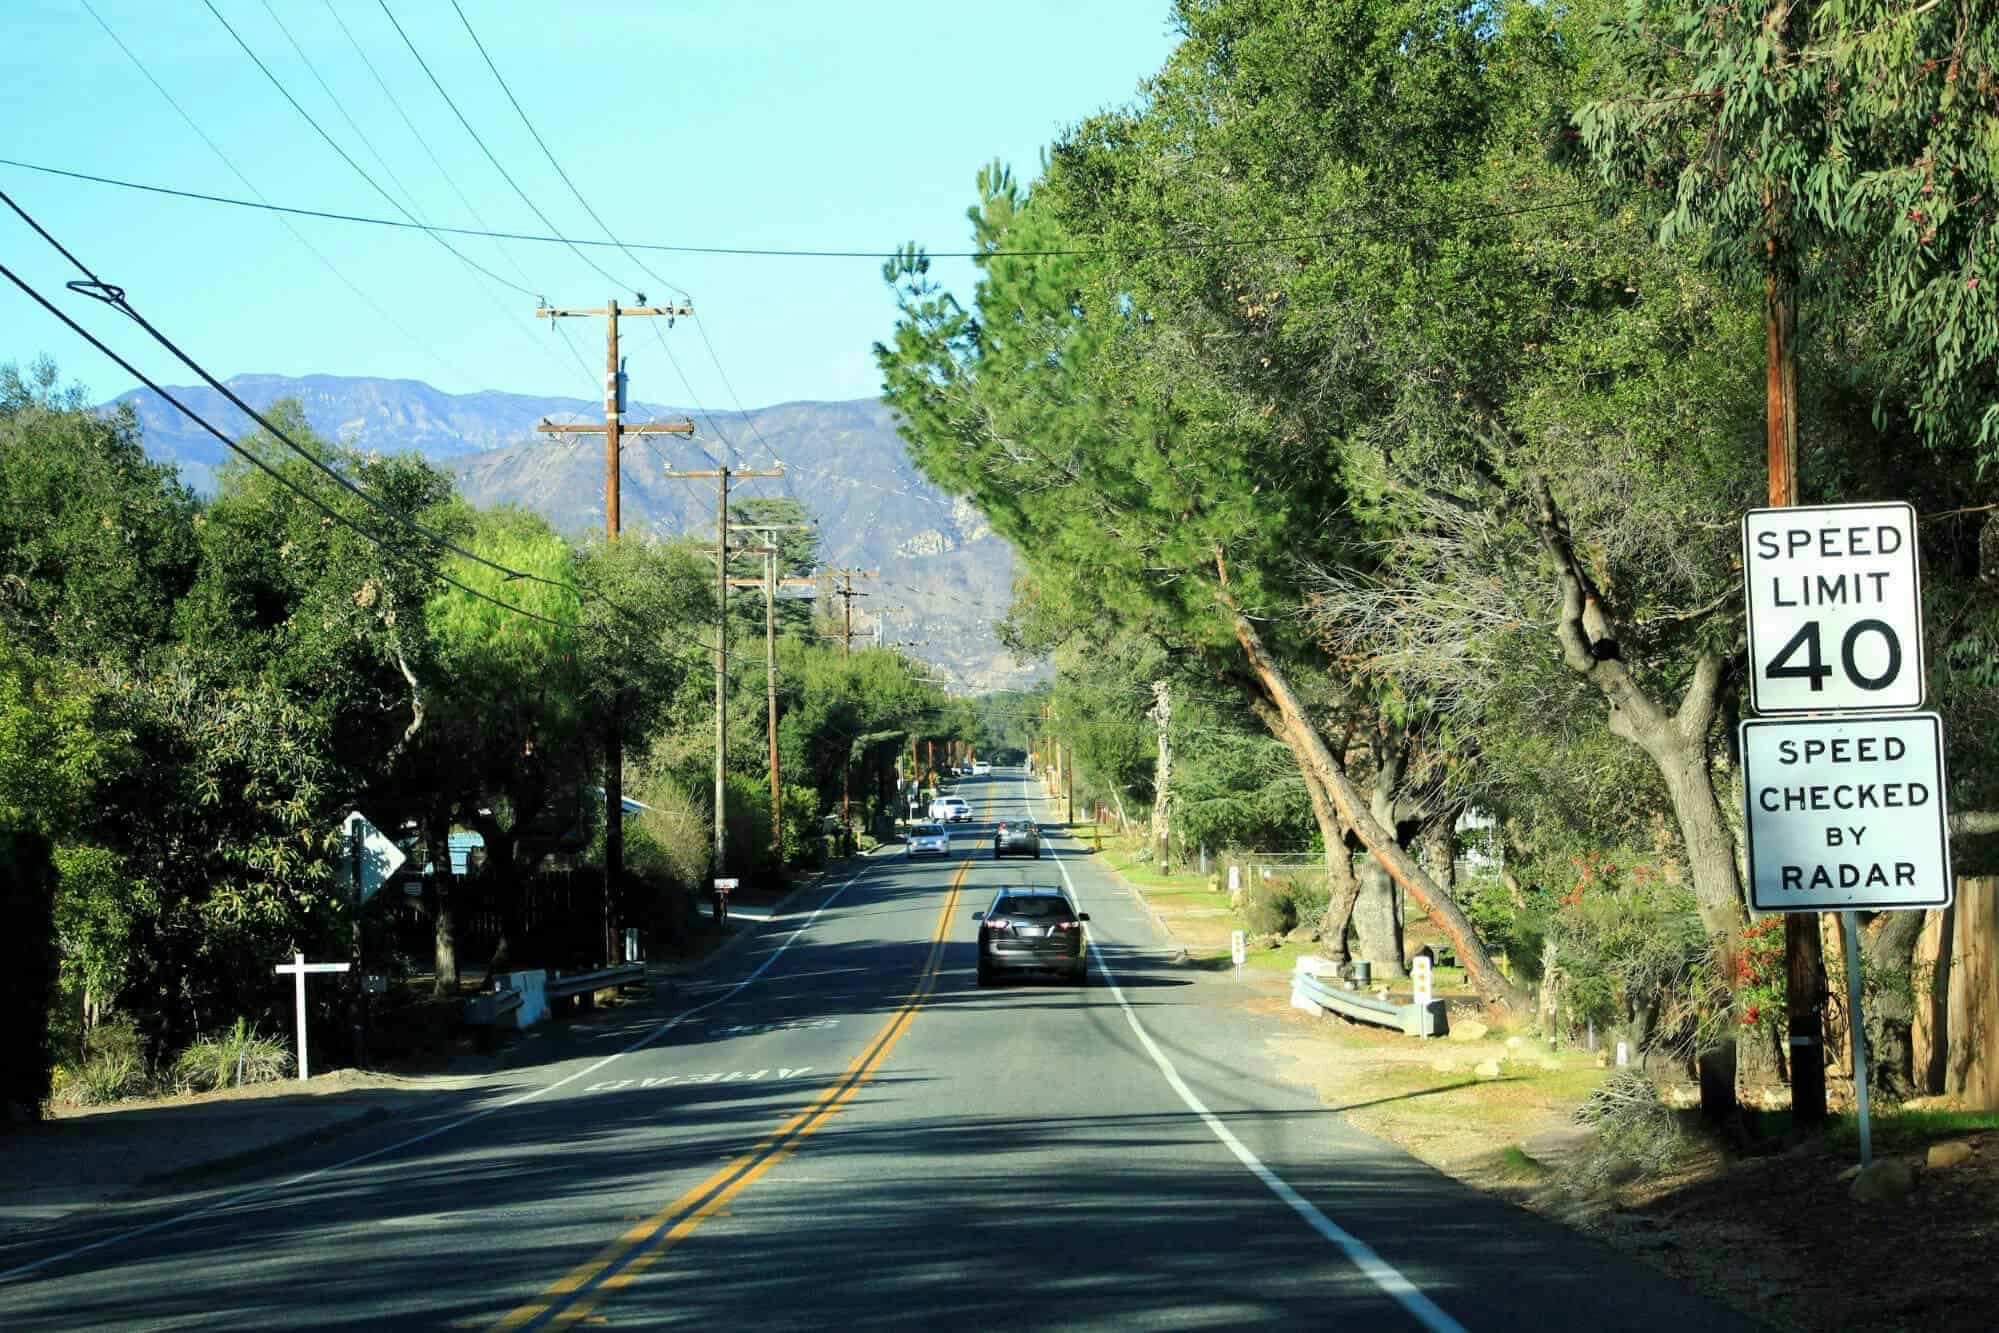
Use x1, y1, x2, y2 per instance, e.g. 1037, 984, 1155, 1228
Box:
1092, 834, 1999, 1333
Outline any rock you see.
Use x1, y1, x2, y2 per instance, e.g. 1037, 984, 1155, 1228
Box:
1474, 1058, 1503, 1078
1448, 1020, 1489, 1044
1430, 1058, 1460, 1074
1837, 1163, 1863, 1184
1927, 1140, 1975, 1169
1849, 1158, 1919, 1204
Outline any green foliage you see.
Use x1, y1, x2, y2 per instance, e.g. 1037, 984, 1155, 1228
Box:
1546, 853, 1711, 1044
171, 1017, 293, 1093
0, 358, 198, 665
1576, 0, 1999, 460
781, 783, 824, 868
1568, 1069, 1685, 1188
1242, 878, 1300, 937
53, 1014, 150, 1108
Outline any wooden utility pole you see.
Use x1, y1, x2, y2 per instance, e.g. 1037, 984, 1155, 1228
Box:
1767, 235, 1827, 1127
822, 569, 879, 656
533, 298, 696, 539
665, 467, 784, 877
532, 297, 694, 965
726, 531, 813, 869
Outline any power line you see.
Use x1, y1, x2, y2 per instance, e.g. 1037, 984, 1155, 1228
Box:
0, 156, 1594, 261
373, 0, 640, 295
75, 0, 481, 392
447, 0, 688, 302
0, 183, 572, 595
438, 3, 750, 476
257, 0, 430, 225
201, 0, 535, 298
0, 257, 582, 633
0, 184, 724, 661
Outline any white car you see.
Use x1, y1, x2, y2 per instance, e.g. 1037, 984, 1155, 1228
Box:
929, 796, 971, 823
971, 762, 991, 776
906, 823, 950, 858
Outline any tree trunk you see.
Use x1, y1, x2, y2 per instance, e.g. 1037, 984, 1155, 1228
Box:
1149, 681, 1173, 871
1213, 568, 1529, 1013
426, 807, 459, 997
1354, 731, 1411, 978
473, 817, 525, 976
1526, 473, 1766, 1115
1864, 910, 1927, 1102
1352, 855, 1403, 978
1235, 682, 1362, 962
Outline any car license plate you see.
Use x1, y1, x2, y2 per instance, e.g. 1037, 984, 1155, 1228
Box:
1018, 926, 1045, 938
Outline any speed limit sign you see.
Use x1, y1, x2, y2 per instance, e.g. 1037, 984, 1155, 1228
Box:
1743, 502, 1924, 714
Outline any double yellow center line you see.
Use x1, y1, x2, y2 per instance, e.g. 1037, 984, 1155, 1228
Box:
490, 859, 973, 1331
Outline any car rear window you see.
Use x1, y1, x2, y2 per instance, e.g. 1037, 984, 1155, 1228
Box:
913, 824, 944, 836
994, 895, 1072, 919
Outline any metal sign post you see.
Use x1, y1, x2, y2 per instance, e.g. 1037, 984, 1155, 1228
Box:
1841, 912, 1875, 1166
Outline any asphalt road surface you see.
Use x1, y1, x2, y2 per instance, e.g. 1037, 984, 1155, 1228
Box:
0, 770, 1755, 1331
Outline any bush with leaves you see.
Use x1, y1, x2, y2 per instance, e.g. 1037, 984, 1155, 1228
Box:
172, 1017, 292, 1093
1242, 879, 1298, 938
1568, 1069, 1685, 1189
1545, 853, 1710, 1054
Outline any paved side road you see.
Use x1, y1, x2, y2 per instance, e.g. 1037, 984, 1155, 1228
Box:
0, 772, 1758, 1330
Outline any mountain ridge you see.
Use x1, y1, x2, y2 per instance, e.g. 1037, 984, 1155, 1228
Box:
106, 373, 1037, 692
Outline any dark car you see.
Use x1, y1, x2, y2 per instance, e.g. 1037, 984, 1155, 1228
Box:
992, 818, 1041, 860
972, 887, 1089, 985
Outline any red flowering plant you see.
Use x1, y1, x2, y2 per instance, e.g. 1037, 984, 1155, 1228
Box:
1730, 918, 1788, 1037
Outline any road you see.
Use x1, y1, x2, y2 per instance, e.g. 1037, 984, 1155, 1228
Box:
0, 770, 1752, 1331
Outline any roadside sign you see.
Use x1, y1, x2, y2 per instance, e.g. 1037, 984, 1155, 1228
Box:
713, 878, 739, 892
341, 811, 406, 904
1412, 956, 1432, 1008
1740, 713, 1952, 912
1742, 502, 1923, 713
1230, 930, 1245, 981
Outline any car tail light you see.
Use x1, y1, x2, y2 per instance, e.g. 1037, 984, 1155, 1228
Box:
984, 918, 1009, 931
1056, 920, 1080, 931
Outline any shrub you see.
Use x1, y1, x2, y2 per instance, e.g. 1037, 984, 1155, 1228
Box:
54, 1017, 152, 1107
172, 1017, 293, 1093
631, 775, 712, 892
1289, 876, 1331, 935
63, 1049, 147, 1106
780, 784, 822, 868
1242, 879, 1297, 937
1567, 1069, 1684, 1189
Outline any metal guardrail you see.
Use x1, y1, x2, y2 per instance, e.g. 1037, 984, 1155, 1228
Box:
462, 988, 524, 1027
546, 962, 645, 1000
1292, 965, 1448, 1038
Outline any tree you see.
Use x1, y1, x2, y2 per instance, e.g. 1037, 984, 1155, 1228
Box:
879, 140, 1529, 1006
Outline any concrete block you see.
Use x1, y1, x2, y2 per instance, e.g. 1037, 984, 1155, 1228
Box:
493, 969, 548, 1028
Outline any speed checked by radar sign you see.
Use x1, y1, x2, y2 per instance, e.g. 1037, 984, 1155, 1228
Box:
1740, 713, 1953, 912
1742, 501, 1923, 713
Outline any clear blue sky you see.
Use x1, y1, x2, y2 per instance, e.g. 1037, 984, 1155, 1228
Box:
0, 1, 1178, 410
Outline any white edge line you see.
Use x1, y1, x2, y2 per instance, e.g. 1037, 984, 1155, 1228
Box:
1032, 774, 1465, 1333
0, 856, 886, 1284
